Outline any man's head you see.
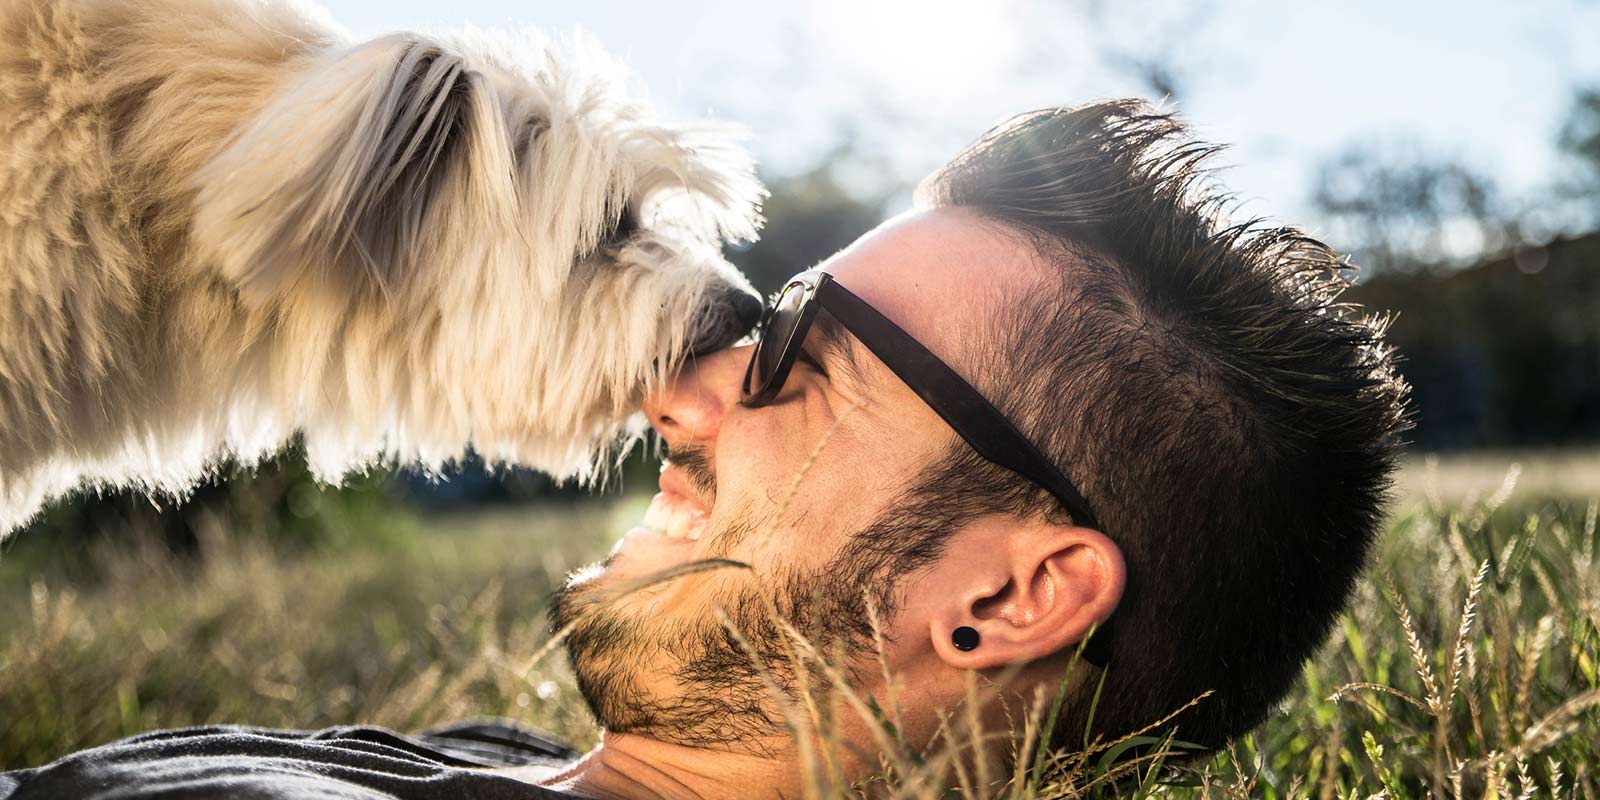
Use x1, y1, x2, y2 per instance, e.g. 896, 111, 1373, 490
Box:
550, 100, 1410, 760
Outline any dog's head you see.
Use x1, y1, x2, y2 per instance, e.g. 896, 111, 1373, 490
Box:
189, 27, 764, 480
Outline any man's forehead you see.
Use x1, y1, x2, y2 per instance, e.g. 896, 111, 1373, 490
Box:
816, 207, 1045, 379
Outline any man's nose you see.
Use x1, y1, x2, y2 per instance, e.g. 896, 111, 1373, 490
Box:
645, 345, 751, 447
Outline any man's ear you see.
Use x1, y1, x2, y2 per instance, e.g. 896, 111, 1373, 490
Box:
917, 516, 1125, 672
190, 35, 517, 308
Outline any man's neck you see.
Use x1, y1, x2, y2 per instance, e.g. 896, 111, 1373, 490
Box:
535, 732, 800, 800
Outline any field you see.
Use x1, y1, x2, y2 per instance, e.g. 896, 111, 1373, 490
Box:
2, 450, 1598, 797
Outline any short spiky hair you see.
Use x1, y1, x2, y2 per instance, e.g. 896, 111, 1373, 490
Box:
909, 100, 1412, 749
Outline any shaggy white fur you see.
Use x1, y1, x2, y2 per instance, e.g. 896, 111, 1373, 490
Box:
0, 0, 765, 536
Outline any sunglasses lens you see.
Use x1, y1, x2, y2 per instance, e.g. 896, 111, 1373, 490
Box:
750, 281, 808, 395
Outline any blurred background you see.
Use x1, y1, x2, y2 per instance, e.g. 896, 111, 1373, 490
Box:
4, 0, 1599, 787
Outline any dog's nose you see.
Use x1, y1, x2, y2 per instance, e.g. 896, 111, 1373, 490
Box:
729, 288, 763, 331
690, 286, 764, 355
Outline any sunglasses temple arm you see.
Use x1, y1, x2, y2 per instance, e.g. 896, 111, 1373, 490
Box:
817, 282, 1101, 530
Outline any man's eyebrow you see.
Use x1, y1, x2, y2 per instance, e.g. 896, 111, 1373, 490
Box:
810, 310, 868, 387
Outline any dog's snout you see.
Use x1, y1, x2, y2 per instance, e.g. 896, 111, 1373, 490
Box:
690, 287, 764, 355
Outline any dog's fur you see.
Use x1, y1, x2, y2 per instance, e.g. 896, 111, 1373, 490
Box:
0, 0, 765, 536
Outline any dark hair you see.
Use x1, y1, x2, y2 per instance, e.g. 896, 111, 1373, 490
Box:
896, 100, 1412, 750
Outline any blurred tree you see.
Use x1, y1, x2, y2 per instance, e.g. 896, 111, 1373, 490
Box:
731, 154, 894, 295
1557, 84, 1600, 226
1311, 87, 1600, 451
1559, 86, 1600, 170
1311, 141, 1506, 272
1079, 0, 1219, 103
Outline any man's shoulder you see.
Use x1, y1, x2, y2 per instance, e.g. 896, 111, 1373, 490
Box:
3, 722, 584, 800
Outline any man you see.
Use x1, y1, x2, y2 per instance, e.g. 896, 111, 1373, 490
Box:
2, 100, 1408, 799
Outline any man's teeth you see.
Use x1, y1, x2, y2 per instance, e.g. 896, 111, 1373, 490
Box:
642, 494, 708, 541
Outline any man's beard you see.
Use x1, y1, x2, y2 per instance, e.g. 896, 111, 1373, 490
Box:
546, 446, 930, 750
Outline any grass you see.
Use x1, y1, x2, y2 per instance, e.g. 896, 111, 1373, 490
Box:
2, 452, 1599, 797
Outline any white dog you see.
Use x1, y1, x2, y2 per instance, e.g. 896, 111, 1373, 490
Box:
0, 0, 765, 536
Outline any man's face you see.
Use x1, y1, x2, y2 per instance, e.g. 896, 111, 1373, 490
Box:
549, 207, 1044, 748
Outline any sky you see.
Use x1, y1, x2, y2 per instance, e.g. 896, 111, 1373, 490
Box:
316, 0, 1600, 239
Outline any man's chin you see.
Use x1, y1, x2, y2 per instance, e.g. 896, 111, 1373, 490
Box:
548, 567, 793, 750
552, 531, 701, 622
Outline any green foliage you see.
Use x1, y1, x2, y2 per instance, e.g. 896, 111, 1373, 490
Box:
2, 442, 415, 584
0, 504, 626, 769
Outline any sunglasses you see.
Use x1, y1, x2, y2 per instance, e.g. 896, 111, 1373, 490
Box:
739, 270, 1114, 667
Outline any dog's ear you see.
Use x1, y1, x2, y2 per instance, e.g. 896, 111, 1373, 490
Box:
190, 35, 514, 307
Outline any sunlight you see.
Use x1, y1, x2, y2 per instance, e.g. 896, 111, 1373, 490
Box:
809, 0, 1021, 103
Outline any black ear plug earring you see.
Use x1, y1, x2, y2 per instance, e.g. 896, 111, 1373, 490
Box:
951, 626, 980, 652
